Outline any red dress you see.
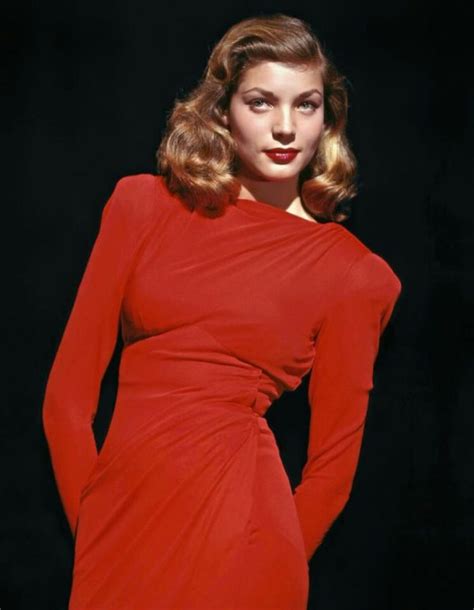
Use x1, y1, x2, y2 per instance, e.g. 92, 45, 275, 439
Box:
42, 174, 402, 610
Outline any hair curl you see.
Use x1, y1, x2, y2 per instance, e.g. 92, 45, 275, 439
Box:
156, 13, 357, 222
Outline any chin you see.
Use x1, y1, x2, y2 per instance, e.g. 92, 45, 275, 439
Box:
252, 163, 302, 181
262, 166, 302, 181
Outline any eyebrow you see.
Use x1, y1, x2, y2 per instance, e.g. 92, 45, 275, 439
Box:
241, 87, 322, 98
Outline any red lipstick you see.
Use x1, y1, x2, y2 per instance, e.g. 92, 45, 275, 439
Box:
264, 148, 299, 164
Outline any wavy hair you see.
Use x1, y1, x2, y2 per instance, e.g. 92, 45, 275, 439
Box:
156, 13, 357, 222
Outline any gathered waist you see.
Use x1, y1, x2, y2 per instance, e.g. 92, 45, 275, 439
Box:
119, 326, 269, 416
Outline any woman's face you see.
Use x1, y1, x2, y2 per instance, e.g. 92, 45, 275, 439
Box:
222, 61, 325, 183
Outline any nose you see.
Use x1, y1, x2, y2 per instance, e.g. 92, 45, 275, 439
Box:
272, 107, 296, 139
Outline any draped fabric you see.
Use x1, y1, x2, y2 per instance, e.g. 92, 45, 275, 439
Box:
42, 174, 401, 609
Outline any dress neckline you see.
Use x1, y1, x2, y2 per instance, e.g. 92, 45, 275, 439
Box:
235, 196, 328, 228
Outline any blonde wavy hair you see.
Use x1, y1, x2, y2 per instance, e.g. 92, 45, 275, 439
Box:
156, 13, 357, 222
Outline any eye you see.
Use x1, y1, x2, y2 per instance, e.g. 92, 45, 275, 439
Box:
247, 98, 321, 112
299, 101, 320, 111
248, 98, 271, 110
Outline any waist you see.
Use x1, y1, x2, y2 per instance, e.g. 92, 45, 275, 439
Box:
118, 330, 265, 414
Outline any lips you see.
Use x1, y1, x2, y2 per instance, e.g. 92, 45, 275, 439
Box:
264, 149, 300, 164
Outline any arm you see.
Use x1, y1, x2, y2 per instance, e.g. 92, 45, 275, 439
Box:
292, 251, 402, 562
42, 175, 158, 537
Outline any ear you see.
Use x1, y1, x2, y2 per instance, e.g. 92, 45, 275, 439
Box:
221, 111, 229, 127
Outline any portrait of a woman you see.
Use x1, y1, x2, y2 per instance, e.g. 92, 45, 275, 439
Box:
42, 13, 402, 609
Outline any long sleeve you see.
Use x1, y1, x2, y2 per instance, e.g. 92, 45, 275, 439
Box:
42, 174, 158, 538
292, 251, 402, 562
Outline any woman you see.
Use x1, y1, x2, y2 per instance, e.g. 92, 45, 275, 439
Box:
42, 13, 402, 610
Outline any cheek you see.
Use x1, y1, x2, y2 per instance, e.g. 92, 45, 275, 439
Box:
303, 117, 324, 145
231, 111, 264, 145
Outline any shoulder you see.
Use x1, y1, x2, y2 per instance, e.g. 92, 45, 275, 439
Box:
108, 173, 158, 213
114, 173, 157, 194
318, 249, 402, 337
102, 173, 162, 228
326, 223, 402, 309
328, 224, 402, 302
343, 250, 402, 311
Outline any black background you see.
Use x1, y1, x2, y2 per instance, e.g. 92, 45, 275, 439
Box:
3, 1, 473, 609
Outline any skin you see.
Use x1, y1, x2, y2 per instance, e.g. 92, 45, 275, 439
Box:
221, 61, 326, 223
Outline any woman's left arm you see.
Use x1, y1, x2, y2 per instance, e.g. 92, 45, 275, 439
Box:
292, 251, 402, 562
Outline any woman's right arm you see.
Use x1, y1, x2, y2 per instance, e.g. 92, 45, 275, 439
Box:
42, 174, 159, 537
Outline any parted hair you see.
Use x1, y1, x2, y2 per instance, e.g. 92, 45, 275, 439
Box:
156, 13, 357, 222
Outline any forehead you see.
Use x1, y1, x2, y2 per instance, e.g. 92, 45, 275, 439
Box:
237, 61, 323, 92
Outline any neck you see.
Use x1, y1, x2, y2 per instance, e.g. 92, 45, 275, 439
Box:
236, 174, 318, 223
236, 174, 300, 210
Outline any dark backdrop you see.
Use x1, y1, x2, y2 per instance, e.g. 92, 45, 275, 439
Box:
3, 1, 473, 609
